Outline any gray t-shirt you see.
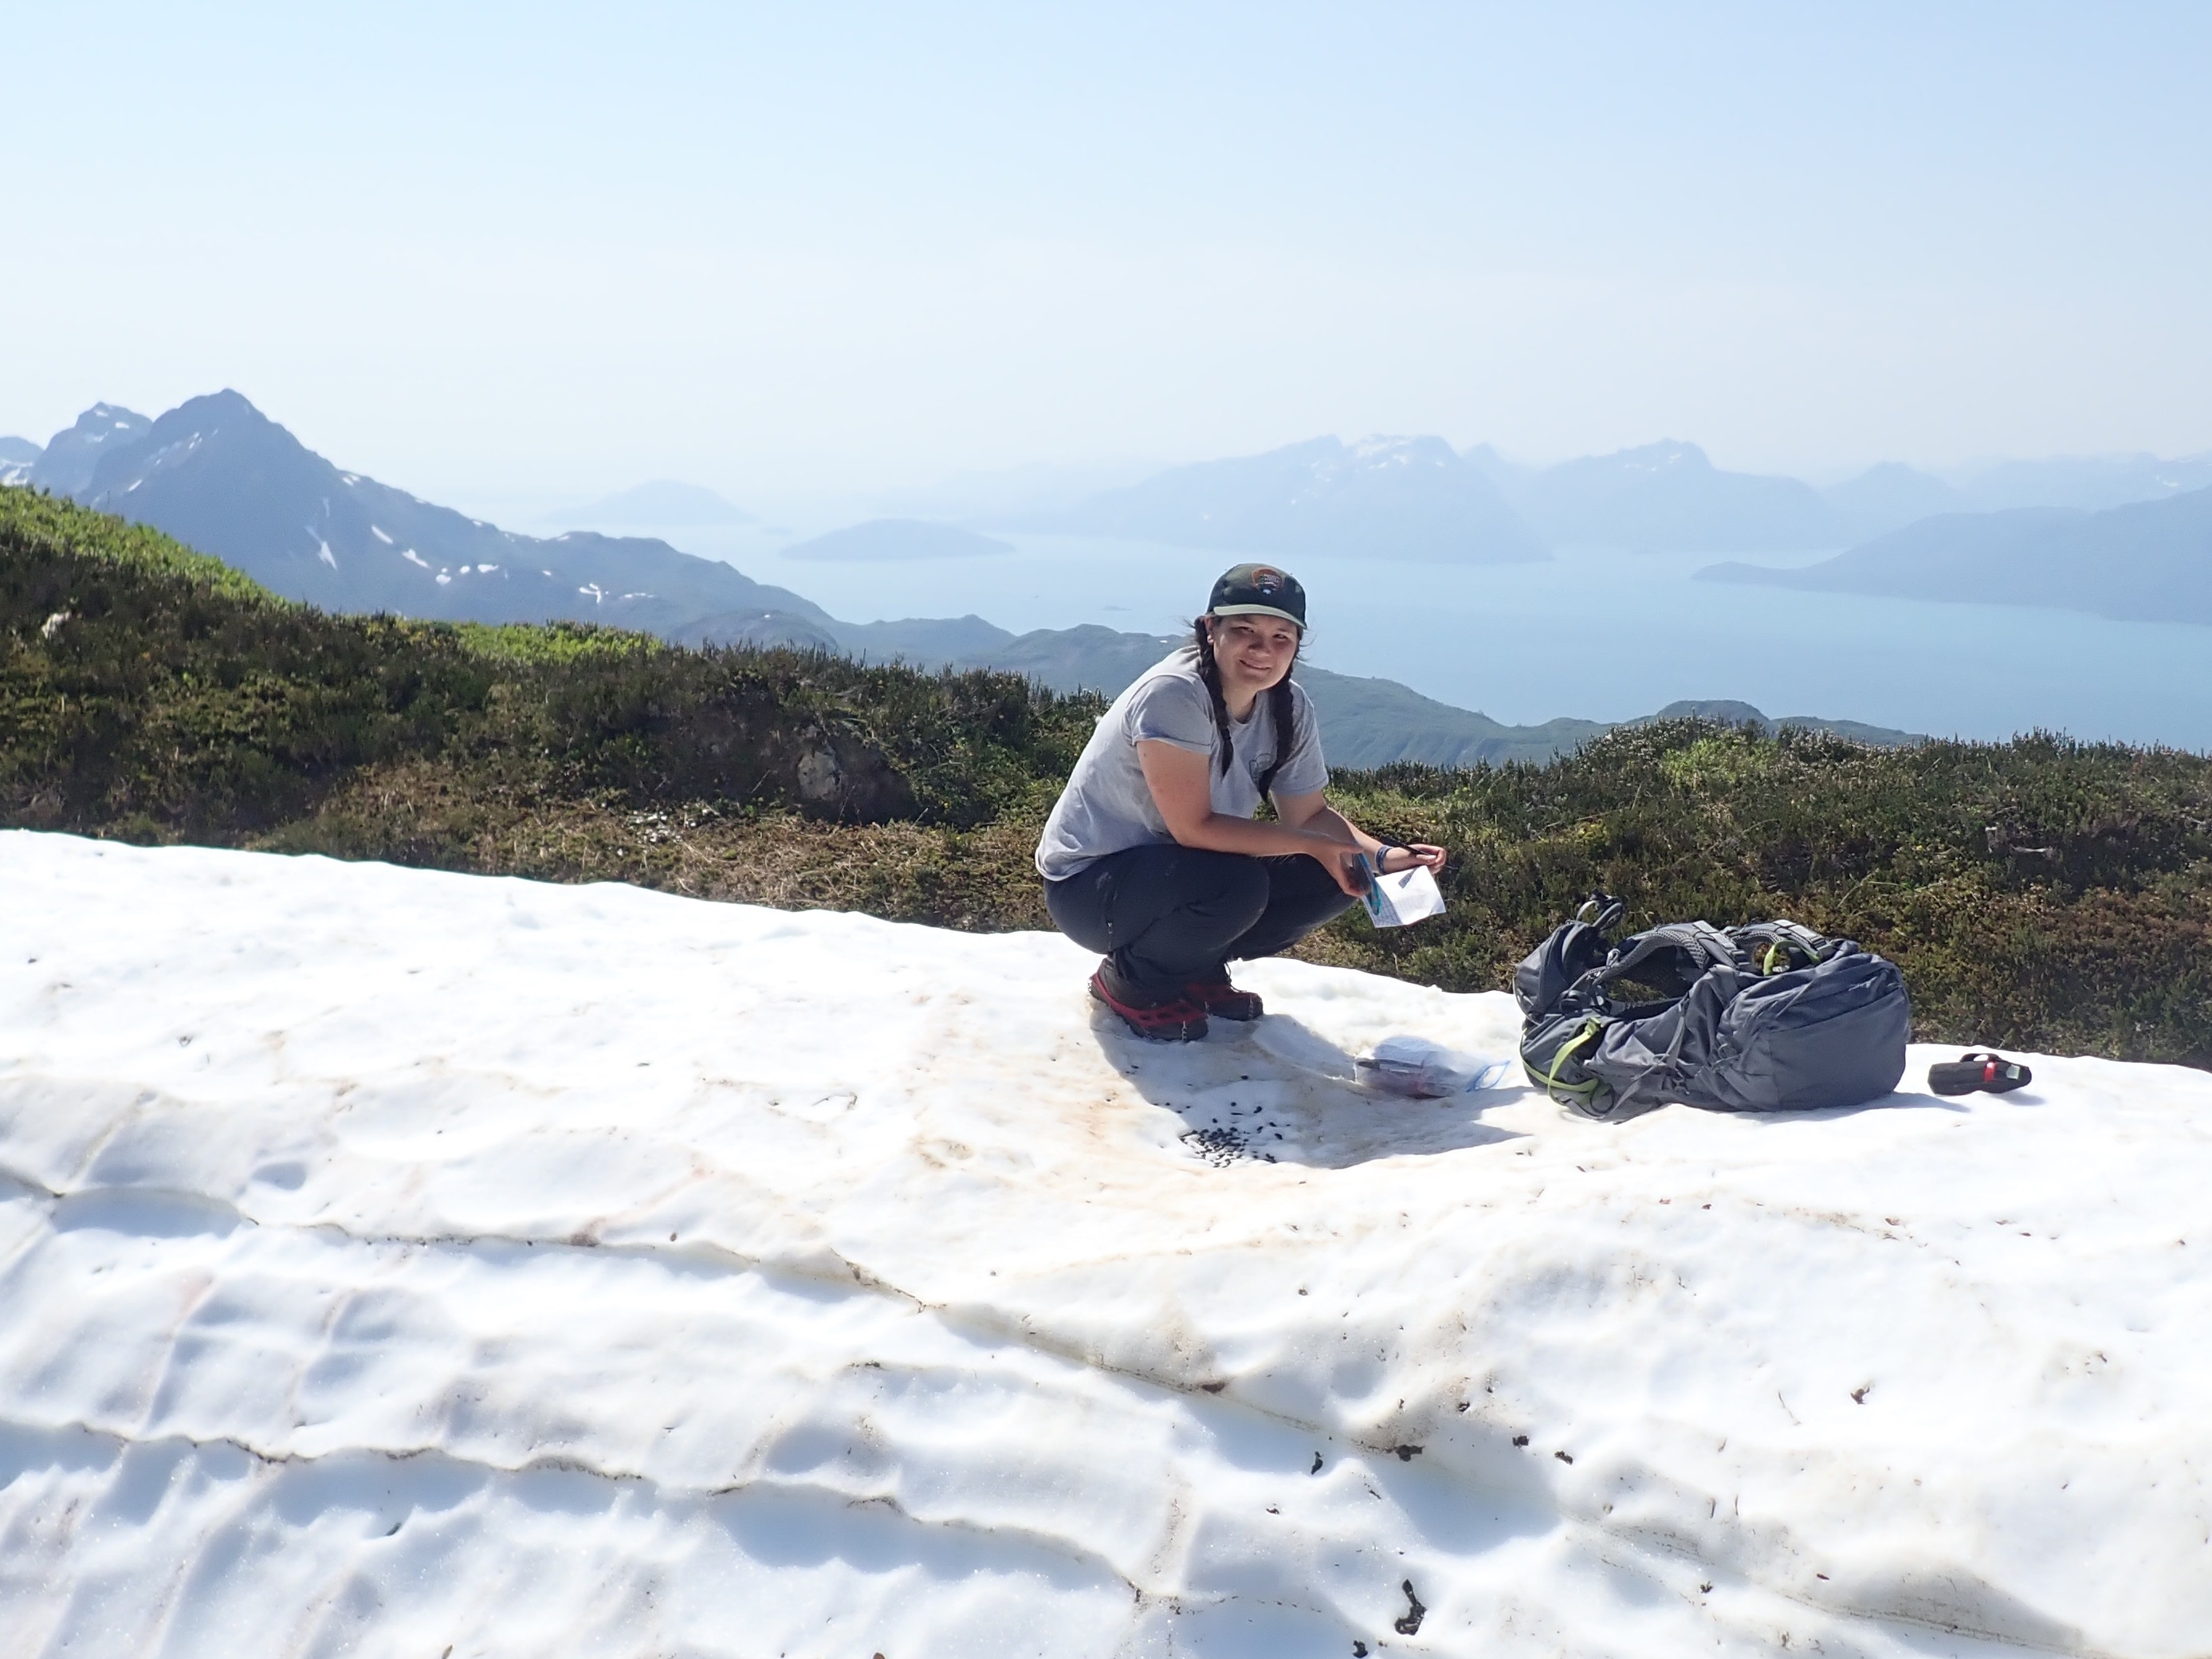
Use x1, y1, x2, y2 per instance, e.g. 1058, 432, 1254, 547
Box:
1035, 646, 1330, 881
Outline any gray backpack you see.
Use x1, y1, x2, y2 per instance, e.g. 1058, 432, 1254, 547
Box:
1515, 898, 1910, 1120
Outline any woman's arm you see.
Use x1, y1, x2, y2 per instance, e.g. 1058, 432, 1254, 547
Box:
1137, 741, 1373, 895
1273, 791, 1448, 877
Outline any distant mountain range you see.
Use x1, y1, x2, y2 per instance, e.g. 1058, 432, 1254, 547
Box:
1018, 435, 1956, 558
18, 404, 156, 495
12, 400, 2209, 570
1009, 434, 1549, 564
1470, 440, 1849, 552
1005, 434, 2212, 560
16, 391, 827, 637
1957, 453, 2212, 514
1699, 487, 2212, 625
1819, 462, 1965, 539
0, 438, 37, 487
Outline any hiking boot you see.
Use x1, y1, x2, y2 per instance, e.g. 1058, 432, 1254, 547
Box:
1184, 977, 1263, 1021
1089, 966, 1208, 1042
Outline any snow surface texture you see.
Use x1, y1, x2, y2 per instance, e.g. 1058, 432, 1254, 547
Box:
2, 832, 2207, 1659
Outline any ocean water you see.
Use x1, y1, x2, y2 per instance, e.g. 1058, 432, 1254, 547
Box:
662, 524, 2212, 749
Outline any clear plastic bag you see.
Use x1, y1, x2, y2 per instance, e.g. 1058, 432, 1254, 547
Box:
1356, 1035, 1514, 1098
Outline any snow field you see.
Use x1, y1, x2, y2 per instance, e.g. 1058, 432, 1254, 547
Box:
0, 831, 2207, 1657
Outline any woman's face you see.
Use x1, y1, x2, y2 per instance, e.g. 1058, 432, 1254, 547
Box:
1208, 614, 1302, 700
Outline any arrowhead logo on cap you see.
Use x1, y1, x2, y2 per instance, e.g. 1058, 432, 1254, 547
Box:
1207, 563, 1307, 628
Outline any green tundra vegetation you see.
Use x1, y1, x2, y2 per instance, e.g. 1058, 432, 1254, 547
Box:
7, 483, 2210, 1067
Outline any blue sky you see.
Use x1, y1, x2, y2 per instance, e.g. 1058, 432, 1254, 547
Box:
6, 2, 2209, 496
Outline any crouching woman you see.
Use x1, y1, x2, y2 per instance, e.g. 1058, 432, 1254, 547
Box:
1035, 564, 1447, 1041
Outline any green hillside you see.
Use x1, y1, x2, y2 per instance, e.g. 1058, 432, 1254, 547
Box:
826, 619, 1920, 766
7, 484, 2211, 1066
0, 485, 1094, 924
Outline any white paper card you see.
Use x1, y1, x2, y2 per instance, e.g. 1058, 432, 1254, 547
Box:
1361, 863, 1447, 928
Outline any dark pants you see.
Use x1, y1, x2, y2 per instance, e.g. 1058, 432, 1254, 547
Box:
1044, 843, 1357, 1003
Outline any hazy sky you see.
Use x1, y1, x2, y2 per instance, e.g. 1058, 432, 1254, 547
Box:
6, 2, 2210, 497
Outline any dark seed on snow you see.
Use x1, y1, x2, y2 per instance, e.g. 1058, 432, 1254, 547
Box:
1393, 1579, 1427, 1636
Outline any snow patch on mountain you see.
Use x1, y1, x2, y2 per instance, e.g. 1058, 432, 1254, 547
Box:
0, 437, 44, 487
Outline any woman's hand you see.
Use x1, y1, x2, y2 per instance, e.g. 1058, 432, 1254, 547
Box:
1321, 841, 1377, 898
1376, 842, 1448, 876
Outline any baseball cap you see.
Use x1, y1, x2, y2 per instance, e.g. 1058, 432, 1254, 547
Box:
1206, 563, 1306, 629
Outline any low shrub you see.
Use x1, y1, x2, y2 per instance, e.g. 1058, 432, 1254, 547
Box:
1318, 724, 2212, 1066
2, 486, 1097, 835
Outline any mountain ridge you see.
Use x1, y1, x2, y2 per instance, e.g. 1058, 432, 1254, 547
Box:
29, 403, 155, 496
1482, 438, 1849, 552
0, 436, 38, 487
1818, 462, 1965, 539
33, 391, 828, 632
1698, 489, 2212, 625
1010, 434, 1550, 564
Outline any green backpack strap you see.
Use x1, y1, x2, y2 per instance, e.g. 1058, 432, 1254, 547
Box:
1731, 920, 1838, 975
1520, 1012, 1615, 1115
